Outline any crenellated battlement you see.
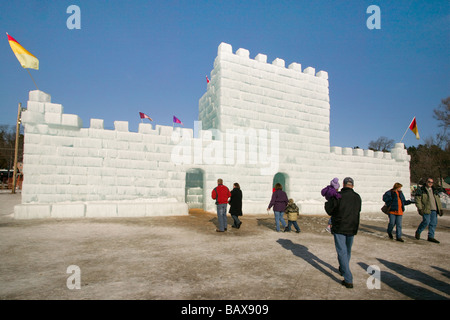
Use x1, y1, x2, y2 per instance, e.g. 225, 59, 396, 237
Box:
22, 90, 193, 139
215, 42, 328, 80
330, 143, 410, 162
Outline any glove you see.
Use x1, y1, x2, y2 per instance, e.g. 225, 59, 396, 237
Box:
418, 209, 424, 216
438, 210, 443, 217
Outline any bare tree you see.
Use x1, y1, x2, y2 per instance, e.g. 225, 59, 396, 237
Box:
368, 136, 395, 152
434, 97, 450, 129
433, 97, 449, 148
0, 125, 23, 170
408, 97, 450, 184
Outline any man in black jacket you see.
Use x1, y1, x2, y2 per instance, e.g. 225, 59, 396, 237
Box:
325, 177, 362, 288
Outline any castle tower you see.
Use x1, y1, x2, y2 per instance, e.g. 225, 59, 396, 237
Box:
199, 42, 331, 154
199, 42, 411, 213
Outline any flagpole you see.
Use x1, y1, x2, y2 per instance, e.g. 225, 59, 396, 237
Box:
12, 103, 22, 194
400, 117, 414, 143
26, 69, 39, 90
400, 127, 409, 143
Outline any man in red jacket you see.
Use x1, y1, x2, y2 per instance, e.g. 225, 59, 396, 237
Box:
212, 179, 231, 232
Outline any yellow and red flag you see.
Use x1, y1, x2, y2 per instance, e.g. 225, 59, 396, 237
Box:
409, 117, 420, 140
6, 33, 39, 70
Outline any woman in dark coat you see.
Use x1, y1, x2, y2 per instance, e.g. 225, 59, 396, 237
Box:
229, 183, 243, 229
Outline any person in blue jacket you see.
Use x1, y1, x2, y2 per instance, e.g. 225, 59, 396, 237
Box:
382, 182, 412, 242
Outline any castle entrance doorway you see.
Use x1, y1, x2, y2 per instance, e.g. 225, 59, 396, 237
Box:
273, 172, 289, 195
185, 168, 204, 209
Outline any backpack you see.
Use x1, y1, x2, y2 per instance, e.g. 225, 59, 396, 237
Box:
214, 188, 218, 205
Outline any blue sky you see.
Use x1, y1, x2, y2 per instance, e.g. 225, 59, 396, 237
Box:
1, 0, 449, 149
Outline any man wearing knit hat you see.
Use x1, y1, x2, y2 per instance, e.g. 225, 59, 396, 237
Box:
325, 177, 362, 288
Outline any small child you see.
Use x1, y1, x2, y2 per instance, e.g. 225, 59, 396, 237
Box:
285, 199, 301, 233
321, 178, 342, 233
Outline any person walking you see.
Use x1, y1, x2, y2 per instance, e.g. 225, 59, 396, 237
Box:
267, 183, 289, 232
382, 182, 412, 242
285, 199, 301, 233
414, 178, 444, 243
229, 182, 243, 229
211, 179, 231, 232
325, 177, 361, 288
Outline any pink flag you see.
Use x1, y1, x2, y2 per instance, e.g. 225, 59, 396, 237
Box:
139, 112, 153, 121
173, 116, 183, 126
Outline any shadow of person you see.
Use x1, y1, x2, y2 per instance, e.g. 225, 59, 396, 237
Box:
358, 262, 448, 300
359, 223, 387, 234
377, 258, 450, 297
359, 223, 417, 240
431, 266, 450, 279
208, 216, 234, 230
257, 217, 277, 231
277, 238, 341, 284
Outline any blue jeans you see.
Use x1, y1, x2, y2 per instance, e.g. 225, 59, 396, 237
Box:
416, 210, 438, 238
274, 211, 287, 232
216, 204, 228, 231
387, 214, 403, 239
231, 214, 241, 227
333, 233, 354, 283
287, 220, 300, 232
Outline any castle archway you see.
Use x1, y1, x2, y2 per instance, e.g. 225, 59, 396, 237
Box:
273, 172, 289, 195
185, 168, 205, 209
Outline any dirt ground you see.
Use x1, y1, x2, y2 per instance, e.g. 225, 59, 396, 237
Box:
0, 192, 449, 301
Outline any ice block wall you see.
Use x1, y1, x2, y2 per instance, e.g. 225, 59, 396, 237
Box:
15, 90, 189, 219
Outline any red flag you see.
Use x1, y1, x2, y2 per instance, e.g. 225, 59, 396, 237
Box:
408, 117, 420, 140
173, 116, 183, 126
206, 75, 210, 83
139, 112, 153, 121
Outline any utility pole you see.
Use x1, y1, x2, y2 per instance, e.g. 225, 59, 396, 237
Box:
12, 102, 22, 194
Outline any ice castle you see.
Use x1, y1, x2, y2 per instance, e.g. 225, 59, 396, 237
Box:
14, 42, 411, 219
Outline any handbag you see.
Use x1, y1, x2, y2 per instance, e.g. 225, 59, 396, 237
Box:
381, 204, 390, 215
